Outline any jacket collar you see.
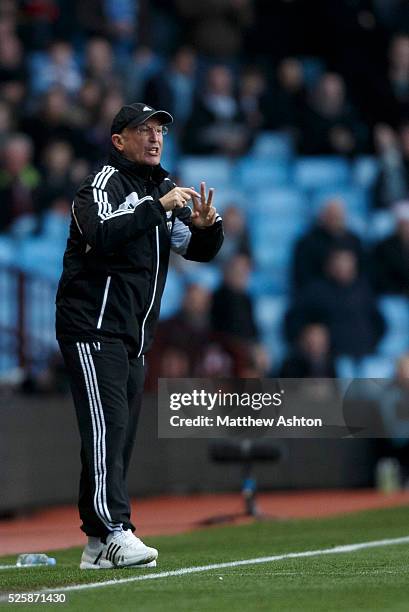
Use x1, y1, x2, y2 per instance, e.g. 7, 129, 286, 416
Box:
108, 146, 169, 183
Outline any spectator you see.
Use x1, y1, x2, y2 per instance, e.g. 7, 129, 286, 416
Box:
183, 64, 250, 156
35, 140, 76, 216
103, 0, 138, 55
175, 0, 254, 59
374, 353, 409, 482
211, 253, 258, 342
29, 39, 82, 96
387, 34, 409, 122
291, 198, 364, 293
83, 37, 120, 91
0, 133, 40, 232
71, 79, 104, 128
144, 46, 197, 135
122, 45, 162, 102
374, 122, 409, 209
299, 72, 368, 156
372, 201, 409, 295
0, 100, 14, 147
214, 204, 252, 265
146, 282, 247, 384
21, 87, 85, 162
0, 34, 27, 108
266, 57, 307, 139
279, 323, 336, 378
238, 64, 268, 131
82, 89, 124, 163
286, 248, 385, 359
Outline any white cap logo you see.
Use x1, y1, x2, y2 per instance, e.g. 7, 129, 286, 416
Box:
143, 106, 152, 111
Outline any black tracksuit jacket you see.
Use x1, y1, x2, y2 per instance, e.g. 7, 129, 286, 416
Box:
55, 147, 224, 356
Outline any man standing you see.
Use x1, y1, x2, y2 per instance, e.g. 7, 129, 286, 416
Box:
55, 103, 223, 569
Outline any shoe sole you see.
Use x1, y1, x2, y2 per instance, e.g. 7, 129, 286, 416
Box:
80, 559, 157, 570
99, 558, 157, 569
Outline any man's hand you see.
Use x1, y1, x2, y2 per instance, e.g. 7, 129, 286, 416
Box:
191, 182, 217, 229
159, 187, 200, 212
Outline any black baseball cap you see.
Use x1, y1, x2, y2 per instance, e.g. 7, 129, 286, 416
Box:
111, 103, 173, 135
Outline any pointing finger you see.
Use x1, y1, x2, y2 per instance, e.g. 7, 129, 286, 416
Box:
180, 187, 201, 198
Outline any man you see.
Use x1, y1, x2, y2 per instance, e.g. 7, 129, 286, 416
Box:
55, 103, 223, 569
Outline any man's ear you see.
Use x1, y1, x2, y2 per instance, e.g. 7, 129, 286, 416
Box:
111, 134, 124, 151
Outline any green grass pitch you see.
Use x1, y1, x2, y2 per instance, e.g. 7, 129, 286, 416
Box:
1, 506, 409, 611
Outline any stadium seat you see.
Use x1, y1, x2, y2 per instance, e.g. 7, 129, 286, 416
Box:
377, 296, 409, 358
367, 211, 395, 242
254, 295, 288, 364
159, 267, 184, 319
359, 355, 395, 378
19, 238, 64, 282
236, 158, 291, 191
207, 187, 247, 212
41, 211, 70, 244
0, 268, 17, 328
183, 263, 221, 291
0, 236, 16, 265
249, 187, 307, 218
249, 269, 285, 296
9, 214, 37, 239
335, 356, 360, 379
249, 131, 294, 160
159, 133, 180, 174
310, 186, 369, 218
352, 156, 380, 189
177, 156, 232, 188
294, 157, 351, 190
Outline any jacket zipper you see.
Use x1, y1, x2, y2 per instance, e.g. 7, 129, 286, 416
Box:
137, 226, 159, 357
97, 275, 111, 329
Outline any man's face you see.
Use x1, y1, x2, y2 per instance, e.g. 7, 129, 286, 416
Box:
113, 118, 164, 165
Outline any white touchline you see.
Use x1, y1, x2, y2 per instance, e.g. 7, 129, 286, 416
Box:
0, 535, 408, 599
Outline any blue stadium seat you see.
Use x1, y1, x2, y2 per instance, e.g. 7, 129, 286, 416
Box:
0, 268, 17, 328
41, 212, 70, 245
367, 211, 395, 242
0, 236, 16, 265
310, 186, 369, 217
183, 262, 221, 291
19, 238, 64, 282
250, 187, 307, 218
294, 157, 351, 190
160, 133, 180, 174
250, 265, 290, 296
352, 156, 380, 189
254, 295, 288, 364
159, 268, 184, 319
25, 277, 59, 350
359, 356, 395, 378
377, 296, 409, 358
335, 356, 360, 379
177, 156, 232, 188
250, 131, 294, 160
207, 187, 247, 213
236, 157, 291, 190
9, 214, 37, 239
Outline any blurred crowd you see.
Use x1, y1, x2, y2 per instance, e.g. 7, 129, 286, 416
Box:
0, 0, 409, 391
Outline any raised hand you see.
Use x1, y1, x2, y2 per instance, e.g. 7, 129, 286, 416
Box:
191, 182, 217, 229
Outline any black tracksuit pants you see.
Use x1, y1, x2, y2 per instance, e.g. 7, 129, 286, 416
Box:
58, 338, 145, 538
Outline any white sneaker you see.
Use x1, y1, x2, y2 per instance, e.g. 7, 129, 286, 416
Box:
80, 540, 105, 570
99, 529, 158, 569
